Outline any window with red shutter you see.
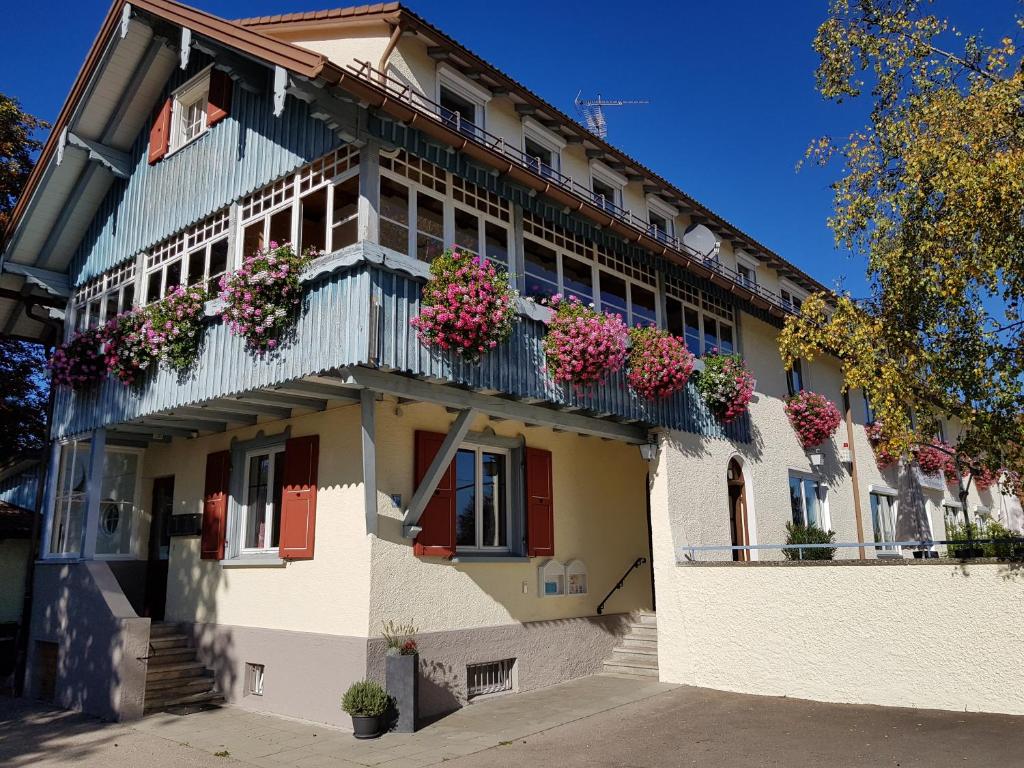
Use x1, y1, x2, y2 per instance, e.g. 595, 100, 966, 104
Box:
201, 450, 231, 560
525, 447, 554, 557
413, 431, 457, 558
206, 69, 232, 127
279, 435, 319, 560
148, 97, 172, 165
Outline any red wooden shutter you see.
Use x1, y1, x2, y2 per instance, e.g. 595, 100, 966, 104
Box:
201, 450, 230, 560
206, 69, 232, 127
413, 431, 456, 558
279, 435, 319, 560
525, 447, 554, 557
148, 97, 172, 165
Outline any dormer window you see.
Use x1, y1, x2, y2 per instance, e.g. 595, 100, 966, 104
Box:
522, 117, 564, 179
590, 163, 626, 213
646, 196, 677, 244
171, 68, 212, 152
440, 86, 477, 134
592, 177, 618, 211
437, 64, 491, 139
735, 251, 759, 289
781, 288, 803, 312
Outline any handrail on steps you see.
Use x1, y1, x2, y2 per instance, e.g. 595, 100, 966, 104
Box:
597, 556, 647, 615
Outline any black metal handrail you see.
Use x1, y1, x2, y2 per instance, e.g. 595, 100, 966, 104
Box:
597, 556, 648, 615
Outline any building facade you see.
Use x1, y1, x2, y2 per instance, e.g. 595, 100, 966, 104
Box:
1, 0, 1007, 726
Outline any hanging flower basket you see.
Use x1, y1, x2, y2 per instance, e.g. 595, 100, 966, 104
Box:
103, 309, 163, 385
219, 242, 312, 353
626, 327, 695, 400
865, 421, 899, 470
915, 441, 958, 483
694, 352, 755, 424
784, 390, 842, 451
148, 284, 209, 371
542, 295, 628, 388
48, 327, 107, 389
973, 465, 999, 493
410, 247, 517, 362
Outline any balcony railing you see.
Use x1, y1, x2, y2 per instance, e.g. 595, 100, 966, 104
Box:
51, 244, 750, 444
347, 60, 801, 318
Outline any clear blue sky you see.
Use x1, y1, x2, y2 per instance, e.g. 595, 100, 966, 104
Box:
2, 1, 1016, 296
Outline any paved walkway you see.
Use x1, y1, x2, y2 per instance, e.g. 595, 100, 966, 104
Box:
2, 676, 1023, 768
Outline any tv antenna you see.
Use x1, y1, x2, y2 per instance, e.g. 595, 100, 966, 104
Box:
574, 91, 649, 140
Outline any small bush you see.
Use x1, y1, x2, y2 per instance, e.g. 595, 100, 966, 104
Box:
783, 522, 837, 560
342, 680, 390, 717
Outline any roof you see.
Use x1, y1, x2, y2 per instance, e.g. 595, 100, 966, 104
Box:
236, 4, 828, 295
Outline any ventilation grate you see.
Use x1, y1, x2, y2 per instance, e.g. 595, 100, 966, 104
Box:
245, 663, 265, 696
467, 658, 515, 699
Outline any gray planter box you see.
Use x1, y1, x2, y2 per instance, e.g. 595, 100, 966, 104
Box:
386, 653, 419, 732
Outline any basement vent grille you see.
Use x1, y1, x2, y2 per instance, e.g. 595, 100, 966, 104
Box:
467, 658, 515, 699
245, 663, 265, 696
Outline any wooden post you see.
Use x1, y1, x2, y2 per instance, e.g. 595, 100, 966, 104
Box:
844, 393, 866, 559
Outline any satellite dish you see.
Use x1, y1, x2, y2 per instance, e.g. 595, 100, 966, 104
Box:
682, 224, 720, 260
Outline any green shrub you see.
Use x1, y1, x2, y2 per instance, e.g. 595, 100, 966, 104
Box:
783, 522, 837, 561
342, 680, 390, 717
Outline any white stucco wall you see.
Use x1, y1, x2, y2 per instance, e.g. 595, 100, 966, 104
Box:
651, 560, 1024, 715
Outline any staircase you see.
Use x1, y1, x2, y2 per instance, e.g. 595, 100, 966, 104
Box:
602, 611, 659, 678
144, 623, 223, 713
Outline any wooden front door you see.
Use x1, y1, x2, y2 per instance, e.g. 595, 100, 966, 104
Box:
143, 476, 173, 620
728, 460, 749, 562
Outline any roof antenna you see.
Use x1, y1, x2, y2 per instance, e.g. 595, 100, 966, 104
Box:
574, 90, 649, 140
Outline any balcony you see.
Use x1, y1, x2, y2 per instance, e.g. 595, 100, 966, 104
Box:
51, 244, 750, 444
342, 61, 802, 320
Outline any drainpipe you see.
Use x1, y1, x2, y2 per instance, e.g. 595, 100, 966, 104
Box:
843, 392, 866, 559
377, 21, 403, 82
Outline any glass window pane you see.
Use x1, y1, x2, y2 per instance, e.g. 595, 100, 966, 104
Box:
523, 240, 558, 300
332, 176, 359, 250
96, 451, 138, 556
300, 187, 328, 255
165, 260, 182, 296
562, 255, 594, 305
666, 297, 684, 339
380, 177, 409, 226
631, 285, 657, 327
380, 219, 409, 255
187, 248, 206, 286
145, 272, 161, 304
243, 220, 264, 259
51, 443, 89, 555
804, 479, 821, 528
440, 86, 477, 135
208, 239, 228, 290
271, 451, 285, 549
269, 207, 292, 247
703, 317, 718, 355
684, 307, 701, 354
455, 449, 476, 547
454, 207, 480, 254
484, 222, 508, 268
789, 475, 805, 527
416, 192, 444, 262
599, 271, 628, 318
481, 452, 507, 548
122, 284, 134, 311
719, 323, 734, 354
104, 293, 119, 323
245, 454, 271, 549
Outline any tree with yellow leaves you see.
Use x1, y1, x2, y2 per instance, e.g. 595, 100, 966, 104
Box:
780, 0, 1024, 512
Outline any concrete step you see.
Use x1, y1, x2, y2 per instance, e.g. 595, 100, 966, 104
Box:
621, 636, 658, 652
149, 623, 183, 638
627, 624, 658, 640
148, 647, 197, 664
146, 673, 214, 693
149, 635, 190, 651
602, 660, 660, 678
609, 648, 658, 666
144, 689, 223, 712
146, 661, 210, 681
634, 611, 657, 626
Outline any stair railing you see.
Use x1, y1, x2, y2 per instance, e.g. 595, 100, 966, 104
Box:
597, 556, 647, 615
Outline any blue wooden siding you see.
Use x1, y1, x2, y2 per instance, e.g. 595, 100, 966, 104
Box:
51, 245, 749, 443
70, 56, 342, 286
0, 469, 38, 511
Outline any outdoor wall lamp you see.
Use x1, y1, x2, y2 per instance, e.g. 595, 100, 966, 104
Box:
638, 440, 659, 462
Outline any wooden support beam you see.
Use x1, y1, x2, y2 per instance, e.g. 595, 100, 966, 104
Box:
427, 46, 451, 60
273, 66, 288, 117
179, 27, 192, 69
169, 407, 258, 426
192, 39, 267, 92
113, 423, 196, 439
273, 380, 361, 402
207, 398, 291, 420
143, 416, 228, 433
64, 131, 132, 178
585, 148, 604, 159
514, 104, 537, 115
403, 407, 475, 536
361, 389, 378, 536
238, 391, 327, 412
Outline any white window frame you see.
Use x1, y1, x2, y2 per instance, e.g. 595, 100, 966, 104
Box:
779, 279, 807, 312
94, 446, 145, 561
735, 250, 760, 288
455, 443, 514, 554
436, 63, 491, 135
71, 261, 137, 332
169, 66, 212, 154
239, 444, 287, 556
590, 162, 627, 210
788, 470, 831, 531
646, 195, 678, 242
143, 209, 230, 303
869, 485, 899, 555
664, 292, 736, 356
522, 116, 565, 176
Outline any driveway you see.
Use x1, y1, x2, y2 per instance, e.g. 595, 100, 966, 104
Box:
1, 676, 1022, 768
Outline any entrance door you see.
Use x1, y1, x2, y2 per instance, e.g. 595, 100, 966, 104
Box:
143, 476, 173, 620
727, 459, 749, 562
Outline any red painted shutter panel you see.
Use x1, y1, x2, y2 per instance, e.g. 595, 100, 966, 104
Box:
148, 97, 172, 165
413, 431, 456, 558
206, 69, 232, 127
201, 450, 230, 560
279, 435, 319, 560
526, 447, 554, 557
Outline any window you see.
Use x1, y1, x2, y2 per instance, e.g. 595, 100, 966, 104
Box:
73, 261, 136, 330
524, 136, 554, 177
96, 450, 141, 557
50, 442, 89, 556
648, 211, 670, 240
522, 118, 564, 179
440, 85, 478, 136
245, 663, 265, 696
737, 263, 756, 286
863, 391, 876, 425
145, 209, 230, 302
646, 198, 677, 244
437, 66, 490, 139
467, 658, 515, 698
781, 287, 803, 312
241, 446, 286, 552
171, 69, 211, 152
454, 445, 511, 552
789, 472, 828, 530
870, 491, 898, 552
665, 295, 734, 355
786, 359, 804, 397
416, 191, 445, 262
592, 177, 618, 211
379, 176, 410, 254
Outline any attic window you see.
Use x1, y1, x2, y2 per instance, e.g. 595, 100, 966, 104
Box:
171, 69, 211, 151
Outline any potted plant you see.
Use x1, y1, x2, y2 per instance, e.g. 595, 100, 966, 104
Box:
382, 620, 419, 733
626, 326, 695, 400
693, 351, 756, 424
542, 294, 628, 388
48, 326, 108, 390
782, 521, 837, 561
784, 390, 842, 467
342, 680, 391, 739
865, 421, 899, 470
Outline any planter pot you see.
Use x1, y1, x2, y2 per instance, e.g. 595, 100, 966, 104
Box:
351, 715, 384, 740
386, 653, 419, 733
